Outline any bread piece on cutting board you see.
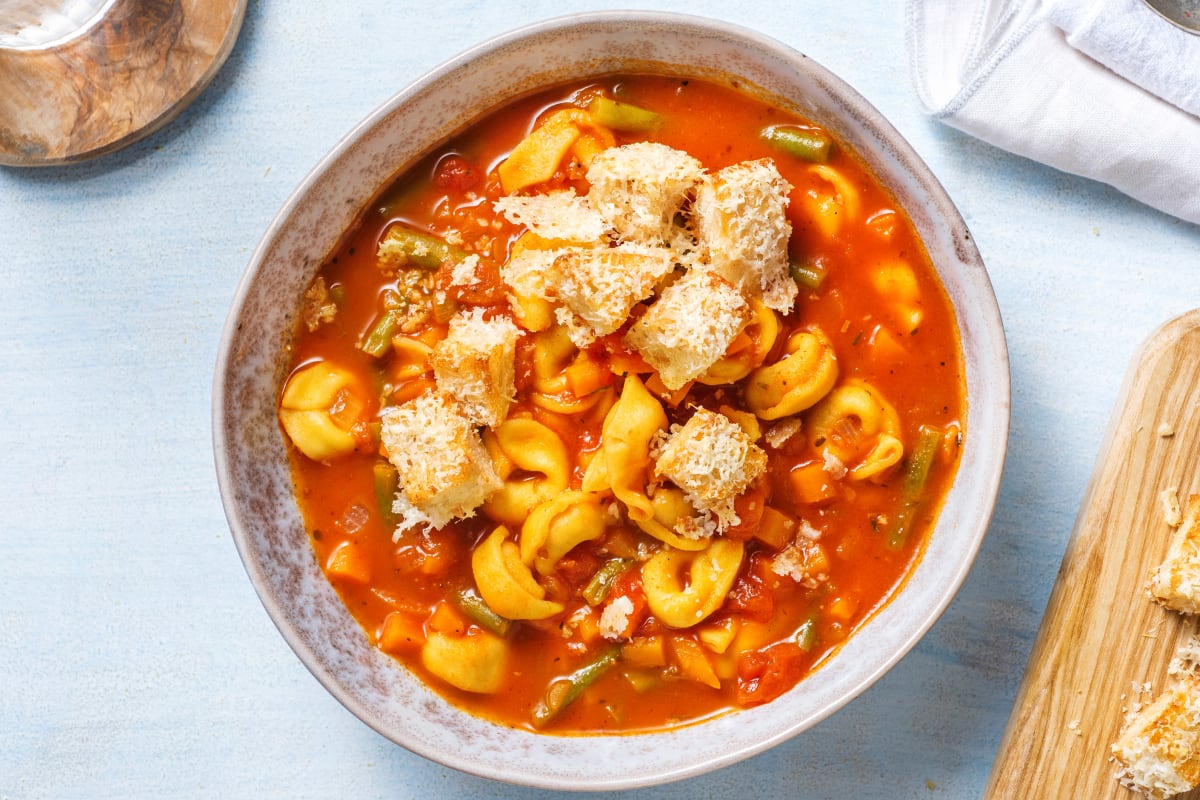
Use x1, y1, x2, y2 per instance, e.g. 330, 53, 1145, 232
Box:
1150, 495, 1200, 615
983, 310, 1200, 800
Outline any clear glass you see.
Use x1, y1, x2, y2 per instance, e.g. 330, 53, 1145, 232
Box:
0, 0, 117, 50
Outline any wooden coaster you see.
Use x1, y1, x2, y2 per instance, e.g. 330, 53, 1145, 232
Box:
0, 0, 246, 166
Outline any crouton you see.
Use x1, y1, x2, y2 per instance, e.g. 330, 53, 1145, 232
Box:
430, 308, 520, 427
623, 269, 750, 390
492, 190, 609, 244
1113, 672, 1200, 799
693, 158, 796, 313
585, 142, 704, 246
1150, 494, 1200, 614
547, 243, 677, 346
379, 392, 502, 534
653, 407, 767, 530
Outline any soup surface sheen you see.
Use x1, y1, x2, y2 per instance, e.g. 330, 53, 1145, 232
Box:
279, 75, 965, 734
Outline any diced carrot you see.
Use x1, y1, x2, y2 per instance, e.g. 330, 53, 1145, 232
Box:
669, 636, 721, 689
390, 376, 437, 405
327, 386, 366, 430
866, 208, 897, 238
565, 356, 613, 397
721, 484, 767, 541
828, 595, 859, 623
644, 372, 692, 407
756, 507, 796, 551
606, 348, 654, 376
427, 602, 468, 636
788, 462, 837, 505
325, 541, 370, 585
622, 635, 667, 668
418, 546, 451, 576
574, 609, 602, 645
868, 325, 909, 364
377, 611, 425, 654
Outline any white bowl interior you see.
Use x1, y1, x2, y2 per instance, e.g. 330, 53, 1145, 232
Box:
213, 11, 1009, 791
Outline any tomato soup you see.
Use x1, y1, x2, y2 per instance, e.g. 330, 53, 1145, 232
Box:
277, 75, 964, 734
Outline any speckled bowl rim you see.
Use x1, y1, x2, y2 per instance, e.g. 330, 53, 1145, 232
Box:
214, 10, 1010, 791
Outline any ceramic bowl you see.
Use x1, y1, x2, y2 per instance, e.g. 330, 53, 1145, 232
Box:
213, 11, 1009, 790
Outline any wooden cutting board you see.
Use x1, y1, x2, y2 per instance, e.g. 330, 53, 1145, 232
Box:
985, 309, 1200, 799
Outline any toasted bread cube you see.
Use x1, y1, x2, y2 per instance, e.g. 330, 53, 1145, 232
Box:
693, 159, 796, 313
624, 270, 750, 391
547, 243, 676, 346
654, 407, 767, 529
379, 392, 502, 534
1113, 673, 1200, 799
586, 142, 704, 246
492, 190, 608, 244
430, 308, 520, 427
1150, 494, 1200, 614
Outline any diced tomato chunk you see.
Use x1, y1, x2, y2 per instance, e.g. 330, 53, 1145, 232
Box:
721, 481, 768, 540
434, 154, 480, 193
609, 568, 650, 636
735, 641, 807, 706
724, 564, 774, 623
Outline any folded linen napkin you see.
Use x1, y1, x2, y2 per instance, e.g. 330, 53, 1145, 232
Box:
908, 0, 1200, 224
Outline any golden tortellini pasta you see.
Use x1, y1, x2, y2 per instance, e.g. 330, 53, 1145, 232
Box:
278, 362, 364, 462
800, 163, 862, 239
642, 538, 745, 628
421, 629, 510, 694
744, 327, 839, 420
638, 488, 711, 552
871, 259, 923, 332
593, 375, 667, 524
807, 379, 905, 481
519, 492, 608, 576
483, 417, 570, 526
472, 525, 564, 620
698, 298, 781, 385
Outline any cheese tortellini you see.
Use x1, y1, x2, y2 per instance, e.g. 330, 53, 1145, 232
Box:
642, 538, 745, 628
472, 525, 564, 620
744, 327, 839, 420
807, 379, 905, 481
483, 417, 571, 526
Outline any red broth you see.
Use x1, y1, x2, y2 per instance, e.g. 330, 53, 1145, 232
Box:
280, 75, 964, 733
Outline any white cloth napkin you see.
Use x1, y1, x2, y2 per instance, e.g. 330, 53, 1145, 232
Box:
908, 0, 1200, 225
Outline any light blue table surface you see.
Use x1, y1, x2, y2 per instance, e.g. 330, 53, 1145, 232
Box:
3, 2, 1198, 798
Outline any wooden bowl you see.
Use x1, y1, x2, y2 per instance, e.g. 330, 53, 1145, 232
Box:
0, 0, 246, 166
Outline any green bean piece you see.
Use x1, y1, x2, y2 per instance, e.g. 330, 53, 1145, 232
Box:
328, 284, 347, 306
431, 291, 458, 325
886, 425, 944, 549
532, 646, 620, 728
904, 425, 943, 497
789, 259, 829, 290
378, 225, 468, 270
359, 308, 405, 357
795, 611, 820, 653
762, 124, 833, 163
581, 558, 634, 606
452, 587, 513, 637
586, 96, 662, 132
373, 461, 398, 525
